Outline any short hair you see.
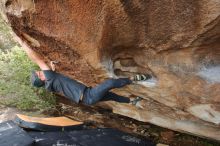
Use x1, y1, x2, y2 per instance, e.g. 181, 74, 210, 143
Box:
30, 71, 45, 87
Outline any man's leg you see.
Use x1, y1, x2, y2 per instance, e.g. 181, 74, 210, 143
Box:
100, 92, 130, 103
82, 78, 132, 105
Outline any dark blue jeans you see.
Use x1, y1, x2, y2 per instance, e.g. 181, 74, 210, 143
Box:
82, 78, 132, 105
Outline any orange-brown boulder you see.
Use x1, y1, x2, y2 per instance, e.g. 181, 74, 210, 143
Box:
0, 0, 219, 140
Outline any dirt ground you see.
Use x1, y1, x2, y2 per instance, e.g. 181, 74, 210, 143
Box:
0, 106, 20, 123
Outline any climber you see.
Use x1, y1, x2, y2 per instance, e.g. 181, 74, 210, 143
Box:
15, 35, 150, 105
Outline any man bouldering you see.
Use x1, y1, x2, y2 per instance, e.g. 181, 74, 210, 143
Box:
15, 35, 150, 105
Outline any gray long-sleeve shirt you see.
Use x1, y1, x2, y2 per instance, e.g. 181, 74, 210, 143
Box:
43, 70, 86, 103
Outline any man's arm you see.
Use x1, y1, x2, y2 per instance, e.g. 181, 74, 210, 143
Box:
14, 34, 50, 70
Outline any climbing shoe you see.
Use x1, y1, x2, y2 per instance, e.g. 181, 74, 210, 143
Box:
133, 74, 151, 81
130, 96, 143, 106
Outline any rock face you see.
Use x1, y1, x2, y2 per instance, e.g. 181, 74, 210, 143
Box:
1, 0, 220, 140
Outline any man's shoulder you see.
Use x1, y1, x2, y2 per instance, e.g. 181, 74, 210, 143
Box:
42, 70, 57, 80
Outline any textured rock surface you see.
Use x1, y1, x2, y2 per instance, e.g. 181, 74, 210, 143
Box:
1, 0, 219, 140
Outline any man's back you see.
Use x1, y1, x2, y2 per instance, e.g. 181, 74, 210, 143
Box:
43, 70, 87, 103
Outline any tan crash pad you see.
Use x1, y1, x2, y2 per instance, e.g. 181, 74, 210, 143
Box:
16, 114, 83, 127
